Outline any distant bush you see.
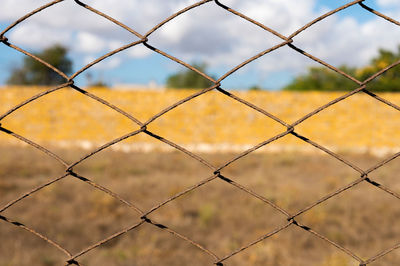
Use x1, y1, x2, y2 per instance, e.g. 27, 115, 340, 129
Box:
166, 62, 215, 89
284, 46, 400, 92
7, 44, 72, 86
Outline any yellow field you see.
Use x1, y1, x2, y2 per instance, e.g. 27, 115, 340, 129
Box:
2, 88, 400, 266
1, 86, 400, 155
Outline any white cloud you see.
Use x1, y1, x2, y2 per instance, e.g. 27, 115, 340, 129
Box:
8, 22, 71, 49
102, 56, 122, 69
109, 40, 125, 50
1, 0, 400, 80
76, 32, 106, 53
377, 0, 399, 7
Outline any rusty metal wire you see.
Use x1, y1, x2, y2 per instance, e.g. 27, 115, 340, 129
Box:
1, 0, 400, 265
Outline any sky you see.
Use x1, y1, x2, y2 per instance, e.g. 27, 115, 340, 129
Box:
1, 0, 400, 90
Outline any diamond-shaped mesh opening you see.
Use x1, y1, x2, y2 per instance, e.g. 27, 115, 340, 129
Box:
73, 133, 211, 211
147, 90, 287, 162
83, 46, 217, 118
149, 177, 288, 256
3, 176, 141, 253
79, 222, 216, 266
80, 44, 165, 89
149, 2, 284, 74
219, 44, 347, 91
296, 181, 400, 259
219, 134, 360, 213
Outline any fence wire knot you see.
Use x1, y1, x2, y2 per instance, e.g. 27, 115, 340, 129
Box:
0, 35, 8, 43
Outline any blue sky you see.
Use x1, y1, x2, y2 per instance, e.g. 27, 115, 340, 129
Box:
1, 0, 400, 90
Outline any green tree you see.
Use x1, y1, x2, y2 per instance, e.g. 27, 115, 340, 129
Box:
284, 65, 358, 91
249, 85, 263, 91
357, 47, 400, 91
7, 44, 72, 85
166, 63, 214, 89
284, 46, 400, 92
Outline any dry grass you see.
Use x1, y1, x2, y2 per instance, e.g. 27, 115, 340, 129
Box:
1, 145, 400, 266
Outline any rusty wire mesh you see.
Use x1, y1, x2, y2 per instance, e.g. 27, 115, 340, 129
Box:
1, 0, 400, 265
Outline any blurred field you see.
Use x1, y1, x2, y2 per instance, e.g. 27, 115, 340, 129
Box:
1, 146, 400, 266
1, 87, 400, 265
1, 87, 400, 156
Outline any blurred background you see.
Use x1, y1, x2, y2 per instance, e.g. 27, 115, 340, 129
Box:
1, 1, 400, 266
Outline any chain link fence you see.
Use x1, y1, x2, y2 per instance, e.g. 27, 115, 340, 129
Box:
1, 0, 400, 265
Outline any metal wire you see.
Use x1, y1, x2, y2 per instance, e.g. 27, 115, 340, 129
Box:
1, 0, 400, 265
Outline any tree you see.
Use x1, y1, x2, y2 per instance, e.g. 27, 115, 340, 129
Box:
284, 46, 400, 92
356, 47, 400, 92
249, 85, 263, 91
7, 44, 72, 86
166, 62, 215, 89
284, 65, 358, 91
